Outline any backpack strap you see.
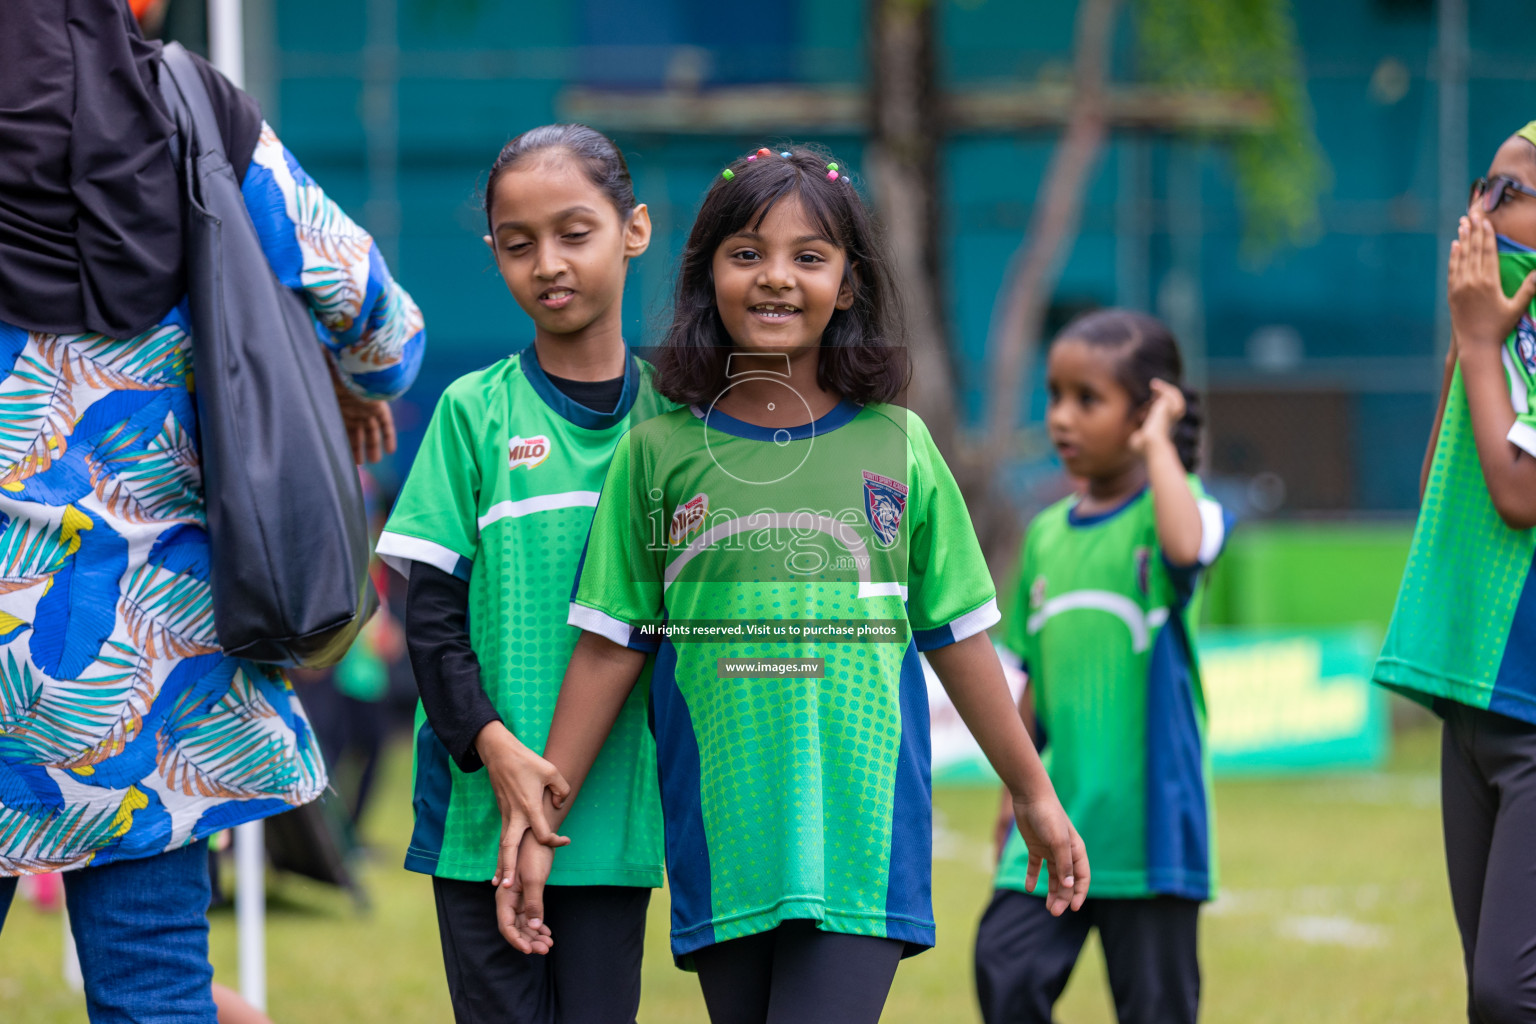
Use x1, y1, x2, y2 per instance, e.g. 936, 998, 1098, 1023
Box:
156, 41, 228, 163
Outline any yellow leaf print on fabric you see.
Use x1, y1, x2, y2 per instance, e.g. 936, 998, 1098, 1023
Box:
60, 505, 92, 556
111, 786, 150, 838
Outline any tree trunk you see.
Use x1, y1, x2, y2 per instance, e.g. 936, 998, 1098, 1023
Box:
950, 0, 1119, 569
984, 0, 1120, 464
866, 0, 957, 451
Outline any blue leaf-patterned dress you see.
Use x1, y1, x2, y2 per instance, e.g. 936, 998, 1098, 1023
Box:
0, 124, 425, 874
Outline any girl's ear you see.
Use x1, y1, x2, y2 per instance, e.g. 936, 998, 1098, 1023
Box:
624, 203, 653, 259
1129, 394, 1152, 429
836, 260, 859, 311
483, 234, 495, 251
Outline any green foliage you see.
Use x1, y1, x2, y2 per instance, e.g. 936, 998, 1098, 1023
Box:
1134, 0, 1331, 258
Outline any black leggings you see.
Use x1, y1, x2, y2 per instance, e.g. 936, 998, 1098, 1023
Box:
1441, 700, 1536, 1024
973, 889, 1199, 1024
432, 879, 650, 1024
691, 919, 905, 1024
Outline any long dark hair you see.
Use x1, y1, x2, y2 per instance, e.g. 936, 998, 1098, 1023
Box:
1055, 308, 1204, 471
483, 123, 636, 233
652, 144, 908, 407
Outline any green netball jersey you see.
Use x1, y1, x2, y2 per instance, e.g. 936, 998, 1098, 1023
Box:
1374, 242, 1536, 725
995, 481, 1228, 901
571, 400, 998, 960
377, 346, 672, 885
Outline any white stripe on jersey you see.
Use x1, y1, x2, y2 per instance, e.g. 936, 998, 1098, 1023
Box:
1509, 420, 1536, 459
568, 602, 636, 649
1197, 498, 1226, 567
477, 491, 601, 532
1027, 590, 1167, 654
947, 597, 1001, 643
1504, 347, 1529, 414
377, 531, 462, 580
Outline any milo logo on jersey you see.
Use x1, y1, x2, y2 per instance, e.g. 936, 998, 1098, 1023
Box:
670, 493, 709, 546
862, 470, 908, 547
508, 435, 551, 471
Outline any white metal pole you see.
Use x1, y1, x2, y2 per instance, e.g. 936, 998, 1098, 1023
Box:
234, 822, 266, 1011
62, 902, 82, 992
208, 0, 246, 89
208, 1, 262, 1012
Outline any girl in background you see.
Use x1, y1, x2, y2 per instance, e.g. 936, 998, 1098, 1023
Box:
976, 310, 1228, 1024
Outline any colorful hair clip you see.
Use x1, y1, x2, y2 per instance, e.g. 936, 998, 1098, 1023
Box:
826, 162, 840, 181
721, 168, 735, 181
747, 154, 757, 161
781, 151, 791, 158
757, 148, 772, 158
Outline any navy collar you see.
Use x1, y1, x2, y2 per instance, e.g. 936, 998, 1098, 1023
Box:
518, 343, 640, 430
691, 397, 862, 442
1067, 485, 1148, 526
1498, 234, 1536, 254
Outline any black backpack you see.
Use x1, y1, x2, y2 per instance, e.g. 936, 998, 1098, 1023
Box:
156, 42, 376, 667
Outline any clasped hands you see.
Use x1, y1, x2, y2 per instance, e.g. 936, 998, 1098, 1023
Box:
476, 721, 571, 955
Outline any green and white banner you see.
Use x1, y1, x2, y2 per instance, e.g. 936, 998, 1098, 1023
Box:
1202, 626, 1388, 774
928, 629, 1388, 785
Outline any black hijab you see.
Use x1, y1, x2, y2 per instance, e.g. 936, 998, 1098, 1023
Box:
0, 0, 258, 340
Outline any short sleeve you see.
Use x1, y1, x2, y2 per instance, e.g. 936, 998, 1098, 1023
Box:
905, 418, 999, 651
1502, 321, 1536, 458
568, 431, 666, 651
1158, 477, 1232, 607
999, 531, 1035, 673
377, 384, 481, 580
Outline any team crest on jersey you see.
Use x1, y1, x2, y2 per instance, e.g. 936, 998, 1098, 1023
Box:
669, 493, 709, 546
1134, 546, 1151, 596
862, 470, 908, 547
508, 434, 551, 471
1518, 317, 1536, 375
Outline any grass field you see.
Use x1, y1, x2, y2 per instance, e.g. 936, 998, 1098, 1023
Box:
0, 727, 1464, 1023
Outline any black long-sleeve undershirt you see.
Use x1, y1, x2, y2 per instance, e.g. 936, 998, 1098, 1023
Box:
406, 562, 499, 773
404, 368, 625, 773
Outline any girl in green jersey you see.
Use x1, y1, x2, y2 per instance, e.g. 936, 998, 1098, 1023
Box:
501, 146, 1090, 1024
1374, 123, 1536, 1023
976, 310, 1227, 1024
382, 124, 672, 1024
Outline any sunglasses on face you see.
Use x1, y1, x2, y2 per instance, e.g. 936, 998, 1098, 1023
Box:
1470, 175, 1536, 213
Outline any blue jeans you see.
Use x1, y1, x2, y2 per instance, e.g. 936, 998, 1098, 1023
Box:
0, 841, 217, 1023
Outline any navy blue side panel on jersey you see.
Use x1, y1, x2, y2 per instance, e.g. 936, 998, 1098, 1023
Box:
885, 641, 937, 953
405, 717, 452, 875
650, 641, 715, 960
1142, 617, 1211, 901
1491, 548, 1536, 725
